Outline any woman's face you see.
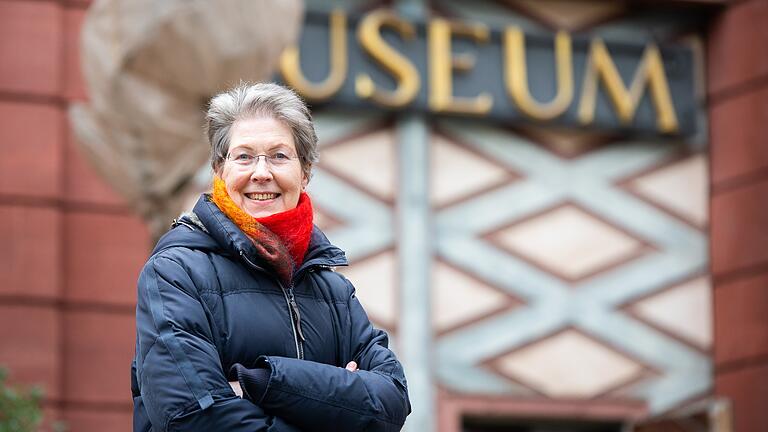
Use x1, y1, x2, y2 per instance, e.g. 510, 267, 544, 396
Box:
219, 116, 307, 218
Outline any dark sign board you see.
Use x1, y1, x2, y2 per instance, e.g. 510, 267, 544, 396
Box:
277, 9, 698, 136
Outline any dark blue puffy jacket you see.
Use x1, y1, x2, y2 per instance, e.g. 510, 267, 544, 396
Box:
131, 195, 411, 431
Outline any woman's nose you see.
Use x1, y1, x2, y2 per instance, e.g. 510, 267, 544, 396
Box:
249, 157, 273, 181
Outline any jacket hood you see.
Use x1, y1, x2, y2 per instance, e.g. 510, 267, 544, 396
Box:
150, 194, 348, 271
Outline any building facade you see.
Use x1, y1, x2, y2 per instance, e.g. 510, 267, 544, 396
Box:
0, 0, 766, 431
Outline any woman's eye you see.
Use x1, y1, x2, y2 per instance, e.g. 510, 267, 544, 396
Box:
273, 152, 289, 160
235, 153, 252, 161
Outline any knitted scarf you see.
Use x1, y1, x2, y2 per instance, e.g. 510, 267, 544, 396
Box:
211, 176, 314, 285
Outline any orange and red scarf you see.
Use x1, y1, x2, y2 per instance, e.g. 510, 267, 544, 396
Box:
211, 176, 313, 284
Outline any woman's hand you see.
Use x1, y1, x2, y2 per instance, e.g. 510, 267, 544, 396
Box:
229, 380, 244, 397
345, 361, 358, 372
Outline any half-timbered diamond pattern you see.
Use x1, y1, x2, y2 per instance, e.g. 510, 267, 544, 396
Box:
302, 0, 710, 415
433, 119, 709, 413
308, 109, 709, 414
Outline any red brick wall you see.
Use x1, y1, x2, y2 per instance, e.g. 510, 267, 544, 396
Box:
0, 1, 149, 430
708, 1, 768, 431
2, 0, 767, 431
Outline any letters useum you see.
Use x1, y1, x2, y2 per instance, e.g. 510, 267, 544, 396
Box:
279, 9, 697, 136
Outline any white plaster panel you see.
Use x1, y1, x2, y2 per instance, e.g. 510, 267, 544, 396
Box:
321, 129, 396, 200
495, 330, 643, 398
430, 134, 511, 207
432, 261, 512, 332
630, 276, 712, 349
494, 206, 643, 279
628, 155, 708, 227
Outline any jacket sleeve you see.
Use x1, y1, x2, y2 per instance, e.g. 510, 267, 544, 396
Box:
236, 279, 411, 432
134, 254, 302, 432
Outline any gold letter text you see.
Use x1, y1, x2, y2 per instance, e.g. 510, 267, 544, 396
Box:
505, 28, 573, 121
578, 38, 679, 133
428, 17, 493, 115
356, 9, 420, 108
280, 10, 348, 101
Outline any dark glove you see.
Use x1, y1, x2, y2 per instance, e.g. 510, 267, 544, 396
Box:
230, 359, 271, 403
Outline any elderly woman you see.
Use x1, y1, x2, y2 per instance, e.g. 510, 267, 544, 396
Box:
131, 82, 410, 432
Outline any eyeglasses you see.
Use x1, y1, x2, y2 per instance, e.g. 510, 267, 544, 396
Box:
226, 149, 299, 169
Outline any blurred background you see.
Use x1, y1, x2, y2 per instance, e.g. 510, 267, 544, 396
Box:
0, 0, 766, 431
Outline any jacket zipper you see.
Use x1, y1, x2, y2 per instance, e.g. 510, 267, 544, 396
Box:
239, 250, 305, 360
285, 283, 305, 359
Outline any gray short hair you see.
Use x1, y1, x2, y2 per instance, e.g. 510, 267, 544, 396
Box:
205, 82, 318, 179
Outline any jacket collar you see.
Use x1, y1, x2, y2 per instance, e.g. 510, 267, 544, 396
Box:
192, 194, 348, 273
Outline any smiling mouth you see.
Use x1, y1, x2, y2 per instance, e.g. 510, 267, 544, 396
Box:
245, 192, 281, 201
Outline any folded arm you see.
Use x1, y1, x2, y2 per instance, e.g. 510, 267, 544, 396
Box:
134, 255, 302, 432
233, 280, 411, 432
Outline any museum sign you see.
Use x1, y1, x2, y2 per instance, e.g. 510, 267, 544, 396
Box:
278, 9, 698, 136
